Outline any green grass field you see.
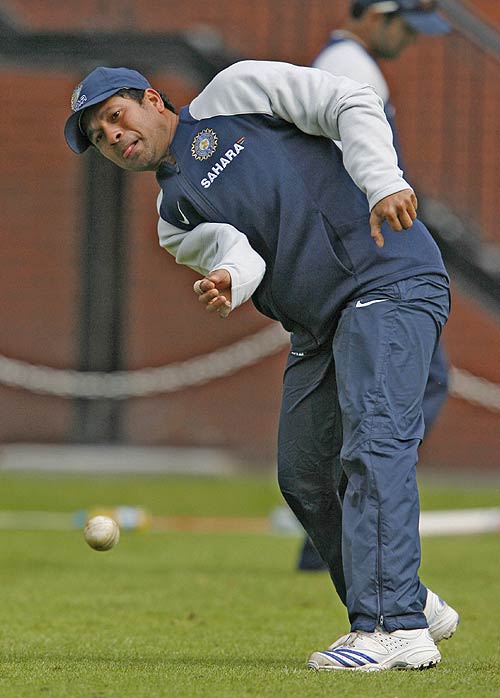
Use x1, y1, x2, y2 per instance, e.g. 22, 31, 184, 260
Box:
0, 471, 498, 697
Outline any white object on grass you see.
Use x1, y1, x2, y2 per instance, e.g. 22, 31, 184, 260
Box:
84, 515, 120, 551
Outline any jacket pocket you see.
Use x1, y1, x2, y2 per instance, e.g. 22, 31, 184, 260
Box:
319, 213, 357, 276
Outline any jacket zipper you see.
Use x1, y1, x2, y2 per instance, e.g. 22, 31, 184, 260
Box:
175, 163, 221, 220
173, 164, 318, 347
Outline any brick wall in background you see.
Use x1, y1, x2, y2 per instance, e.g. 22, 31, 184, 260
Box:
0, 70, 79, 441
463, 0, 500, 29
0, 1, 498, 469
4, 0, 347, 60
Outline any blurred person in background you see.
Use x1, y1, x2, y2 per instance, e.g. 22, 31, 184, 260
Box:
297, 0, 452, 573
64, 58, 459, 671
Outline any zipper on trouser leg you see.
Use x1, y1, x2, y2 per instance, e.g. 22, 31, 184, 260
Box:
377, 507, 384, 628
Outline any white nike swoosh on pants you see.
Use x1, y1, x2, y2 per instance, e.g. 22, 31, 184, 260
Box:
355, 299, 389, 308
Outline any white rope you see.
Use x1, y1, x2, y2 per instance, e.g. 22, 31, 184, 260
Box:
448, 366, 500, 412
0, 329, 499, 412
0, 325, 290, 399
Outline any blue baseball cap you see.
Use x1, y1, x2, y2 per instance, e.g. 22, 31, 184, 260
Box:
64, 66, 151, 153
352, 1, 450, 35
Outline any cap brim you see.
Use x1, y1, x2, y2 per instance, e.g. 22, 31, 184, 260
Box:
403, 11, 451, 35
64, 111, 91, 153
63, 86, 127, 154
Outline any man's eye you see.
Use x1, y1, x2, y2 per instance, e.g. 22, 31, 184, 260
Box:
111, 111, 120, 121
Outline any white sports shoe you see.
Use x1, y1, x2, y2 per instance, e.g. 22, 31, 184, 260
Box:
322, 589, 458, 650
425, 589, 460, 642
308, 627, 441, 672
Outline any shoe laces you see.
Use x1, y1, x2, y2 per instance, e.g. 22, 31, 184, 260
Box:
328, 632, 357, 650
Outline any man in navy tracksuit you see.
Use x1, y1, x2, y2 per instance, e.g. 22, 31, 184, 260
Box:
64, 58, 457, 671
298, 0, 452, 574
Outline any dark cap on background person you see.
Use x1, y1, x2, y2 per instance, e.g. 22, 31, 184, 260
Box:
351, 0, 450, 35
64, 66, 151, 154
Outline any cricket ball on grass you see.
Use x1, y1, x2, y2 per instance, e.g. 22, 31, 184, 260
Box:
84, 515, 120, 551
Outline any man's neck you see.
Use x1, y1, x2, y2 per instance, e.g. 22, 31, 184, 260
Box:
334, 28, 369, 51
161, 112, 180, 167
163, 151, 177, 166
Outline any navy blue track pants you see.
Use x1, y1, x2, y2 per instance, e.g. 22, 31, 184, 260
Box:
278, 274, 450, 632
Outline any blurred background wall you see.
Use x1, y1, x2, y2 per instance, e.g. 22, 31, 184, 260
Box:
0, 0, 498, 470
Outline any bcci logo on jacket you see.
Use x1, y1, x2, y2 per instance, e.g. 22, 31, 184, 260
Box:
191, 129, 218, 160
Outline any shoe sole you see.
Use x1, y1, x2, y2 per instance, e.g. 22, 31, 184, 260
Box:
308, 653, 441, 672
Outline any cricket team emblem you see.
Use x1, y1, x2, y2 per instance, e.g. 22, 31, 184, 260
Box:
191, 128, 218, 160
70, 83, 84, 112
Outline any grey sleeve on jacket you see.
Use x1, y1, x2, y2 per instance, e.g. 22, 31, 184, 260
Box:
157, 197, 266, 311
189, 60, 410, 210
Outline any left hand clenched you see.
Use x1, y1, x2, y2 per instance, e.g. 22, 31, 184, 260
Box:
369, 188, 418, 248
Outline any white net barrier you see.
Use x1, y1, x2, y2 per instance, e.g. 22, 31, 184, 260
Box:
0, 327, 499, 411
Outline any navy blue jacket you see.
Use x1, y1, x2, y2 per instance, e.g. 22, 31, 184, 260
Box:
156, 61, 446, 351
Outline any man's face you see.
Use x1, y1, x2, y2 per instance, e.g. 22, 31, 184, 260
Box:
372, 14, 418, 59
82, 90, 174, 171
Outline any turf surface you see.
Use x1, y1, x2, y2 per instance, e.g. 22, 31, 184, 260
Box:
0, 472, 498, 697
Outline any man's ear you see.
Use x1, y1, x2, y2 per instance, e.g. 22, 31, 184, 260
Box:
144, 88, 165, 113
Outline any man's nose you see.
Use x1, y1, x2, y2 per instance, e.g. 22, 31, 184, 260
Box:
103, 124, 122, 145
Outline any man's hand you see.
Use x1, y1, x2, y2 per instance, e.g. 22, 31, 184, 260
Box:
369, 188, 418, 248
193, 268, 232, 318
